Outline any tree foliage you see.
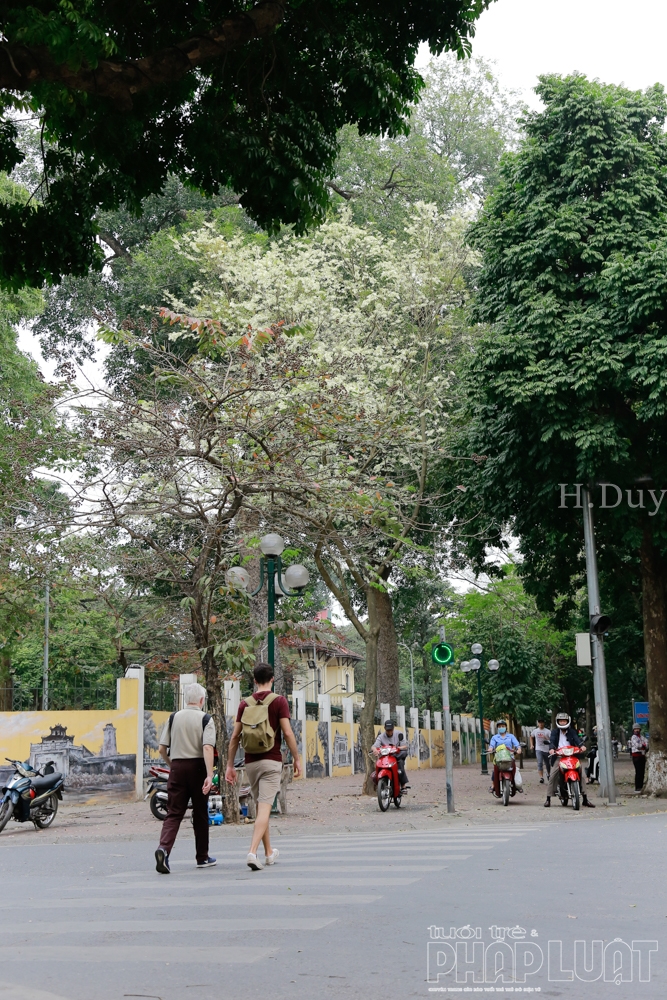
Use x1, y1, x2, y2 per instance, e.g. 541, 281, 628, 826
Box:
0, 0, 493, 288
452, 74, 667, 789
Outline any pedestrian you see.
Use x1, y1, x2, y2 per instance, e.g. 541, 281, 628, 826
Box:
225, 661, 301, 871
530, 719, 552, 784
154, 682, 217, 874
630, 724, 648, 792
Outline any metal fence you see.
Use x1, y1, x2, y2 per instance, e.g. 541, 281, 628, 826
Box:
0, 676, 178, 713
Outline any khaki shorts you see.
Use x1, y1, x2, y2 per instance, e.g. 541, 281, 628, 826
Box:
245, 758, 282, 805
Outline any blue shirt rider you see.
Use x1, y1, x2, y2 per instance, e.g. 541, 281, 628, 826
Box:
489, 722, 521, 798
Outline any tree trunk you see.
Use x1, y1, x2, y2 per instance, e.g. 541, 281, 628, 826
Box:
192, 608, 239, 823
641, 527, 667, 794
0, 649, 11, 710
376, 588, 400, 708
360, 588, 381, 795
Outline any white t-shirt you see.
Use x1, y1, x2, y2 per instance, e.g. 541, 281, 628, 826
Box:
531, 727, 551, 751
558, 729, 569, 748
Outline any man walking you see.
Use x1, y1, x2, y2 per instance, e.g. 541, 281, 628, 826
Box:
155, 682, 217, 874
530, 719, 552, 784
630, 724, 648, 792
225, 662, 301, 871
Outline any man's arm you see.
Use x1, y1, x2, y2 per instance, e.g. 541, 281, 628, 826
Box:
202, 744, 214, 794
159, 744, 170, 766
225, 721, 243, 785
280, 717, 302, 777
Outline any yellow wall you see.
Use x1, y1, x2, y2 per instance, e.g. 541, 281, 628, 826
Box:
0, 678, 140, 800
0, 678, 139, 764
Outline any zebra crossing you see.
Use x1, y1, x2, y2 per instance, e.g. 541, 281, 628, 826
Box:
0, 825, 540, 1000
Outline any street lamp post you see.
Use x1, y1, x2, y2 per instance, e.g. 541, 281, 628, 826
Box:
399, 642, 416, 708
461, 644, 500, 777
226, 533, 310, 669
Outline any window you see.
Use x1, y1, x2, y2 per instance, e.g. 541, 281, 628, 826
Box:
345, 672, 350, 692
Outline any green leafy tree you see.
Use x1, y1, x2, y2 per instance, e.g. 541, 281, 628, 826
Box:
0, 0, 492, 288
331, 55, 523, 234
454, 74, 667, 792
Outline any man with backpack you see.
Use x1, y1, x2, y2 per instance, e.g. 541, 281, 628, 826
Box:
225, 662, 301, 870
154, 682, 217, 874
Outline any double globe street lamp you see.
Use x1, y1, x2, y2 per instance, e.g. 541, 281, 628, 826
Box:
226, 533, 310, 668
460, 643, 500, 776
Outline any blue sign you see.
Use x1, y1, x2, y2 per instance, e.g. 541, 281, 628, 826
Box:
634, 701, 649, 725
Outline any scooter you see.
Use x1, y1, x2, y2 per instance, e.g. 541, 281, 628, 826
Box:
554, 745, 584, 810
145, 763, 170, 820
490, 747, 521, 806
371, 745, 404, 811
0, 758, 64, 833
586, 743, 599, 784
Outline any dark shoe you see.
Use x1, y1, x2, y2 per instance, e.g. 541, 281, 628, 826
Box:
544, 797, 551, 808
583, 797, 595, 808
539, 778, 544, 784
155, 848, 170, 874
197, 856, 217, 868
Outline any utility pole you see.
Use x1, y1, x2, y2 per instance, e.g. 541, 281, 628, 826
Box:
438, 626, 456, 813
43, 580, 50, 711
582, 487, 616, 803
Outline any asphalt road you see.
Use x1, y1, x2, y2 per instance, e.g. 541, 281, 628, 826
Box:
0, 810, 664, 1000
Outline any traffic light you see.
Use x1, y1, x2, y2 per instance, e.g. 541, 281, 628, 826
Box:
432, 642, 454, 665
590, 614, 611, 636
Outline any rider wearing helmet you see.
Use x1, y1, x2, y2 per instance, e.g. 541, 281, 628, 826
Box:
489, 720, 522, 798
372, 720, 409, 788
544, 712, 594, 808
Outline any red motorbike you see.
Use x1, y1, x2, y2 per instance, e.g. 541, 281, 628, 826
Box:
553, 745, 585, 811
371, 745, 404, 811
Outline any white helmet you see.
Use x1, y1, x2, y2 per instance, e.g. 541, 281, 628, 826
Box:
556, 712, 571, 730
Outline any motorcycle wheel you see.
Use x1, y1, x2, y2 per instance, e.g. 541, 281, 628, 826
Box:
502, 778, 511, 806
0, 798, 13, 833
33, 794, 58, 829
570, 781, 581, 811
393, 793, 402, 809
150, 792, 168, 821
377, 777, 391, 812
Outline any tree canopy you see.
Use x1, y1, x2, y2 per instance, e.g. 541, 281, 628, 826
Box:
453, 74, 667, 790
0, 0, 493, 289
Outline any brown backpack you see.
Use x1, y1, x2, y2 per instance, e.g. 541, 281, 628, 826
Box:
240, 694, 278, 753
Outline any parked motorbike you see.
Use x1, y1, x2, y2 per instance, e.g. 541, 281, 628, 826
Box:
554, 745, 585, 810
371, 745, 404, 811
586, 743, 599, 784
145, 763, 170, 820
0, 758, 64, 833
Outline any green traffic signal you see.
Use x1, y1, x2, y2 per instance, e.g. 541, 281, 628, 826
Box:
432, 642, 454, 665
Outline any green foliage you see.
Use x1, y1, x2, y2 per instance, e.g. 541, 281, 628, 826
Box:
453, 74, 667, 612
0, 0, 492, 287
332, 55, 523, 234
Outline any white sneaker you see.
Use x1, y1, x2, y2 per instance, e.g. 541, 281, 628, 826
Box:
266, 848, 279, 866
247, 853, 264, 871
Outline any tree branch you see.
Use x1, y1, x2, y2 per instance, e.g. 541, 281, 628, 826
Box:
0, 1, 286, 110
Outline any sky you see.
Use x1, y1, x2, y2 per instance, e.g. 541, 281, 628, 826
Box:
467, 0, 667, 104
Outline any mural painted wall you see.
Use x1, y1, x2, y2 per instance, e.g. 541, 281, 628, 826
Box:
303, 720, 452, 777
0, 678, 140, 797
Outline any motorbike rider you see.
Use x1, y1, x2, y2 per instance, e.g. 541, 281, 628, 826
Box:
372, 720, 409, 788
489, 721, 522, 797
544, 711, 595, 808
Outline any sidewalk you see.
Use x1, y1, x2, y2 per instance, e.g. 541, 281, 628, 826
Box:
0, 757, 661, 846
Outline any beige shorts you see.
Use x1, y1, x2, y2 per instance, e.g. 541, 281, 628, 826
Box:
245, 758, 282, 805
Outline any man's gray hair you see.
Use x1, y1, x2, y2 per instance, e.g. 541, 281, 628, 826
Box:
184, 682, 206, 706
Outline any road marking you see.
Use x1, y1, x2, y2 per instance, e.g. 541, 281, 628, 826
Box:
0, 946, 276, 965
0, 918, 338, 934
0, 894, 380, 910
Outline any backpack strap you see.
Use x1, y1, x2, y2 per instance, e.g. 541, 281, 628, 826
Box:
202, 712, 211, 731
